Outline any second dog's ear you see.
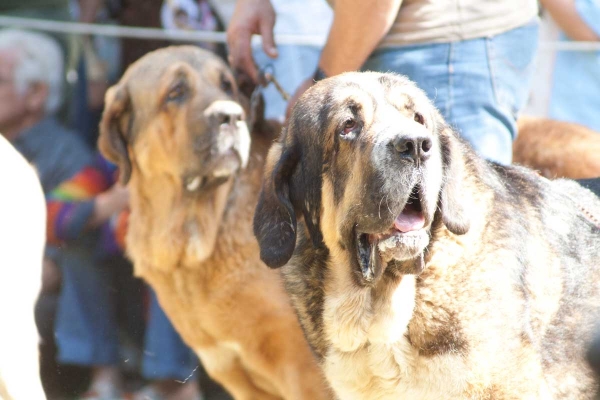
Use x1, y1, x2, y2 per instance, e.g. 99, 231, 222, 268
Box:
253, 134, 301, 268
438, 127, 470, 235
98, 84, 132, 184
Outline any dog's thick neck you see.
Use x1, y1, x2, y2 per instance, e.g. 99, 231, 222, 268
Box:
125, 171, 235, 274
290, 150, 491, 358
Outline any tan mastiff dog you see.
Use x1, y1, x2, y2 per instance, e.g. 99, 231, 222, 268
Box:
98, 46, 330, 400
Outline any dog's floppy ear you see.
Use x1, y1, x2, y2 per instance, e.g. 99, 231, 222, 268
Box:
98, 84, 132, 185
253, 133, 301, 268
438, 127, 470, 235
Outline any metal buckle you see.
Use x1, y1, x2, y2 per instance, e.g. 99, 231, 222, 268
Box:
257, 64, 290, 101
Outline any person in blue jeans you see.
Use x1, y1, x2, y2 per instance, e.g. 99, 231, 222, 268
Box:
133, 290, 202, 400
227, 0, 540, 165
542, 0, 600, 132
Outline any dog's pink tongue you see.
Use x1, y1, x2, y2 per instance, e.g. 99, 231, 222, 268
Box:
394, 208, 425, 233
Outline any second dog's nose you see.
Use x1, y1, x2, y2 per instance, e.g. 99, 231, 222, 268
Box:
392, 135, 432, 164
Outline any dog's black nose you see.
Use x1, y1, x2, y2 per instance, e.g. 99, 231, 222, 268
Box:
205, 100, 244, 127
392, 135, 432, 164
215, 109, 242, 127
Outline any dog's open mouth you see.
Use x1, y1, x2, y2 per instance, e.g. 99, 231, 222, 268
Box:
356, 185, 429, 283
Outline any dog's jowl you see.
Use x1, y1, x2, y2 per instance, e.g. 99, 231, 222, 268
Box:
254, 71, 600, 399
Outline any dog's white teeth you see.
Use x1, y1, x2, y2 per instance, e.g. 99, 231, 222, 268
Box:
186, 176, 202, 191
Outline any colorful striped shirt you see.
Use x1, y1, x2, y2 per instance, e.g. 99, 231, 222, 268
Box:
45, 153, 129, 254
12, 117, 129, 260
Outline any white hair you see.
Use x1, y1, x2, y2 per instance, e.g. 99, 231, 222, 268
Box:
0, 29, 64, 115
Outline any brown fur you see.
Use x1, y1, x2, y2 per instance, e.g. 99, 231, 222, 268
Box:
98, 46, 331, 400
514, 116, 600, 179
254, 72, 600, 399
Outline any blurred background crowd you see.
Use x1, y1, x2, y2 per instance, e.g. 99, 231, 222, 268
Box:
0, 0, 598, 399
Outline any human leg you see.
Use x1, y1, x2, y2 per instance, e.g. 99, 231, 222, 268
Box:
53, 248, 123, 398
135, 288, 202, 400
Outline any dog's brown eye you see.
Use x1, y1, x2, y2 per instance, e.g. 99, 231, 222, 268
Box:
414, 112, 425, 125
221, 76, 233, 95
167, 82, 187, 103
342, 119, 356, 135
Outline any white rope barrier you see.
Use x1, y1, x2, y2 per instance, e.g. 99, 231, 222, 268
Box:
0, 15, 599, 51
539, 41, 600, 51
0, 15, 326, 46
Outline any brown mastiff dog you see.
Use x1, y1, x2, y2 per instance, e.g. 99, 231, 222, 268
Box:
98, 46, 330, 400
254, 72, 600, 399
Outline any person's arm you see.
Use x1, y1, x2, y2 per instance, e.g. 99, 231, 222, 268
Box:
541, 0, 600, 41
226, 0, 278, 82
318, 0, 402, 77
285, 0, 402, 117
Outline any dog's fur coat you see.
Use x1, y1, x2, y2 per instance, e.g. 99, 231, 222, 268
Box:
99, 46, 330, 400
254, 72, 600, 399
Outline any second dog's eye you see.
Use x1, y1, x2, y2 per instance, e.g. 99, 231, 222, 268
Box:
342, 118, 356, 135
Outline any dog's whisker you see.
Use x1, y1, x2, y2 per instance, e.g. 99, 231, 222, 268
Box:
385, 194, 393, 216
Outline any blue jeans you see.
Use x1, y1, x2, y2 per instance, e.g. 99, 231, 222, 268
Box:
55, 258, 197, 381
142, 290, 199, 381
55, 252, 131, 366
363, 21, 539, 164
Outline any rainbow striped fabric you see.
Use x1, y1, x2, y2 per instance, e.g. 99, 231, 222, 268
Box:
45, 154, 129, 254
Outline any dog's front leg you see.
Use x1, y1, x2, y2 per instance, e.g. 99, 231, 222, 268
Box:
238, 321, 333, 400
197, 345, 281, 400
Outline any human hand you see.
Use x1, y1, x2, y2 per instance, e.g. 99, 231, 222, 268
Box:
226, 0, 278, 83
285, 77, 315, 120
103, 183, 130, 215
91, 183, 130, 227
